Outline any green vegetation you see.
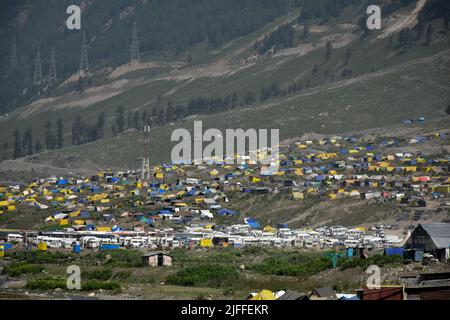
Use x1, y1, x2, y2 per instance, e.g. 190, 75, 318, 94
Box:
82, 268, 113, 281
7, 251, 75, 265
338, 254, 404, 271
4, 263, 45, 277
95, 250, 143, 268
251, 252, 332, 276
166, 265, 239, 288
26, 278, 121, 292
26, 278, 67, 291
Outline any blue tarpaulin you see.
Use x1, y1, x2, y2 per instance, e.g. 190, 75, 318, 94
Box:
217, 208, 239, 216
385, 248, 404, 257
245, 218, 261, 229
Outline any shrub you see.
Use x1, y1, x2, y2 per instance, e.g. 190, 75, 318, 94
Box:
5, 263, 45, 276
82, 268, 113, 281
338, 254, 404, 271
81, 280, 121, 292
251, 252, 331, 276
26, 278, 66, 290
166, 265, 239, 288
113, 270, 132, 280
97, 250, 143, 267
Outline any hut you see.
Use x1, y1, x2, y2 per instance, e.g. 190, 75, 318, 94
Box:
142, 252, 172, 267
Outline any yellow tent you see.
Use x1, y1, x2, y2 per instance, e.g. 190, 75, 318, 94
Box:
292, 192, 304, 200
96, 226, 111, 232
0, 200, 11, 207
60, 219, 69, 226
263, 226, 275, 233
200, 238, 212, 247
209, 169, 219, 176
250, 290, 276, 300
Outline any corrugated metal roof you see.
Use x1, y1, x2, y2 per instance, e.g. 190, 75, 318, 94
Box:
421, 223, 450, 249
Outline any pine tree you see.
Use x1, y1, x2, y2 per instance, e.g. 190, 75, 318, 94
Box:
132, 110, 140, 129
325, 41, 332, 61
115, 105, 125, 133
127, 110, 132, 129
345, 47, 352, 65
23, 127, 33, 156
302, 24, 310, 39
45, 120, 56, 150
97, 112, 106, 140
13, 128, 23, 159
35, 139, 43, 154
57, 118, 64, 149
425, 24, 433, 46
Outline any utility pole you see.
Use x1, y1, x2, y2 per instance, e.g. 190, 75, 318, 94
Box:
130, 21, 140, 63
80, 30, 89, 76
48, 47, 57, 85
142, 124, 151, 181
11, 37, 18, 73
33, 46, 43, 86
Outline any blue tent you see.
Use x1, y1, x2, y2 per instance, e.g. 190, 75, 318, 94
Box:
217, 208, 239, 216
80, 211, 90, 218
58, 179, 68, 186
86, 224, 95, 231
245, 218, 261, 229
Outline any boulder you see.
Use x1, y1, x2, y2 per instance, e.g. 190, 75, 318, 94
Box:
2, 280, 27, 289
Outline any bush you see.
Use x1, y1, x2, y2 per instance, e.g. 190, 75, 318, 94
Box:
251, 252, 332, 276
113, 270, 132, 280
338, 254, 404, 271
97, 250, 143, 267
166, 265, 239, 288
82, 268, 113, 281
27, 278, 121, 292
27, 278, 66, 290
11, 251, 74, 264
5, 263, 45, 276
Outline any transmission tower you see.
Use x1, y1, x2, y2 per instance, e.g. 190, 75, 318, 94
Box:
11, 37, 18, 72
33, 46, 43, 86
48, 47, 57, 85
80, 30, 89, 75
130, 21, 140, 63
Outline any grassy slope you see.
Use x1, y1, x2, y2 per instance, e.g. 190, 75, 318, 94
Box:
23, 46, 450, 169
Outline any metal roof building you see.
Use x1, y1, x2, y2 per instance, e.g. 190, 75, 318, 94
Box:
404, 223, 450, 253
